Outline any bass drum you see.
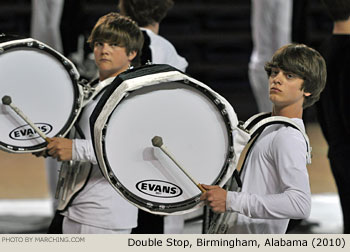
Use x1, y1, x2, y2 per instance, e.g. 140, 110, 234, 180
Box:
0, 34, 82, 153
91, 64, 239, 215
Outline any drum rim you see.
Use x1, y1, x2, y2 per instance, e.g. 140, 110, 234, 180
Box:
100, 77, 234, 213
0, 38, 81, 152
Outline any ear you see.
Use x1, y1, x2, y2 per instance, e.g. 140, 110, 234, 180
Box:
127, 51, 137, 61
304, 92, 311, 97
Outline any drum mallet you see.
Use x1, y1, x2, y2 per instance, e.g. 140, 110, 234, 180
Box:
2, 95, 51, 143
151, 136, 206, 193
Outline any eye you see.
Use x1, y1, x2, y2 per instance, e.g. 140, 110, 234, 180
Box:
270, 68, 279, 77
94, 41, 103, 47
286, 73, 296, 79
110, 43, 119, 47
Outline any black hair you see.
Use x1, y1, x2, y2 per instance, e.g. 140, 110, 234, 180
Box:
119, 0, 174, 27
321, 0, 350, 21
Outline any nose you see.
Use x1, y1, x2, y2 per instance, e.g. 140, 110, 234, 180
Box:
271, 72, 283, 85
100, 43, 111, 54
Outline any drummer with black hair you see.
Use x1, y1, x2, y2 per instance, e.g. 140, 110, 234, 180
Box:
118, 0, 188, 72
42, 12, 144, 234
201, 44, 327, 234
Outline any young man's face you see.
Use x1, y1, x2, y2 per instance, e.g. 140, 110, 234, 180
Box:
269, 67, 310, 109
93, 41, 136, 81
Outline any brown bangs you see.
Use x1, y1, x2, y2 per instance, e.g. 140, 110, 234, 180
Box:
265, 45, 308, 80
89, 23, 125, 49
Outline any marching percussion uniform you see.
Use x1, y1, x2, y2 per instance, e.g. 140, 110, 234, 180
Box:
141, 28, 188, 72
226, 118, 311, 234
45, 12, 144, 233
202, 44, 326, 234
60, 77, 138, 233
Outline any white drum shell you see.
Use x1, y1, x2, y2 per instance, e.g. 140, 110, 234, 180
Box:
0, 38, 82, 153
93, 70, 239, 215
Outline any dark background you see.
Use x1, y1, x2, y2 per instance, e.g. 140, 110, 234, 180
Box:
0, 0, 332, 120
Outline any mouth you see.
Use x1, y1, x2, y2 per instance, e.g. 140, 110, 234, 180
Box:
270, 87, 281, 93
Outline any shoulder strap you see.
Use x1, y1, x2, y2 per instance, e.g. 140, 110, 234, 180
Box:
140, 30, 152, 65
234, 114, 312, 189
241, 112, 271, 131
248, 116, 311, 163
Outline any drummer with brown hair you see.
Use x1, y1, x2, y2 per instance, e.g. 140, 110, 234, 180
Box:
43, 12, 144, 234
201, 44, 327, 234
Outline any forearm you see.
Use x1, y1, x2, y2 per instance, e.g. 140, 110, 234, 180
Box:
226, 189, 311, 219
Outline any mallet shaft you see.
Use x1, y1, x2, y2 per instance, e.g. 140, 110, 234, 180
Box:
2, 95, 50, 143
152, 136, 206, 193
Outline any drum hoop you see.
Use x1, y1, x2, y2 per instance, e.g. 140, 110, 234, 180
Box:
0, 38, 82, 153
96, 70, 234, 214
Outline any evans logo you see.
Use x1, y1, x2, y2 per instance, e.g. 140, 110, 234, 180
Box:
136, 180, 183, 198
9, 123, 53, 140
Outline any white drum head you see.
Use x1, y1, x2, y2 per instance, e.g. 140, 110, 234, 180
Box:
92, 66, 236, 215
0, 37, 81, 152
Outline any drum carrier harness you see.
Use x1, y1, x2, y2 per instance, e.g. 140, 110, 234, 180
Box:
205, 112, 311, 234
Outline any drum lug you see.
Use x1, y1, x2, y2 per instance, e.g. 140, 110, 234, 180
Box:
26, 42, 33, 47
69, 69, 79, 80
82, 86, 91, 100
109, 172, 118, 184
230, 146, 234, 153
102, 124, 108, 135
214, 98, 221, 105
0, 47, 4, 54
38, 43, 45, 50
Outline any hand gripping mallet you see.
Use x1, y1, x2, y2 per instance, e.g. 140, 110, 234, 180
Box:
2, 95, 51, 143
151, 136, 206, 193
